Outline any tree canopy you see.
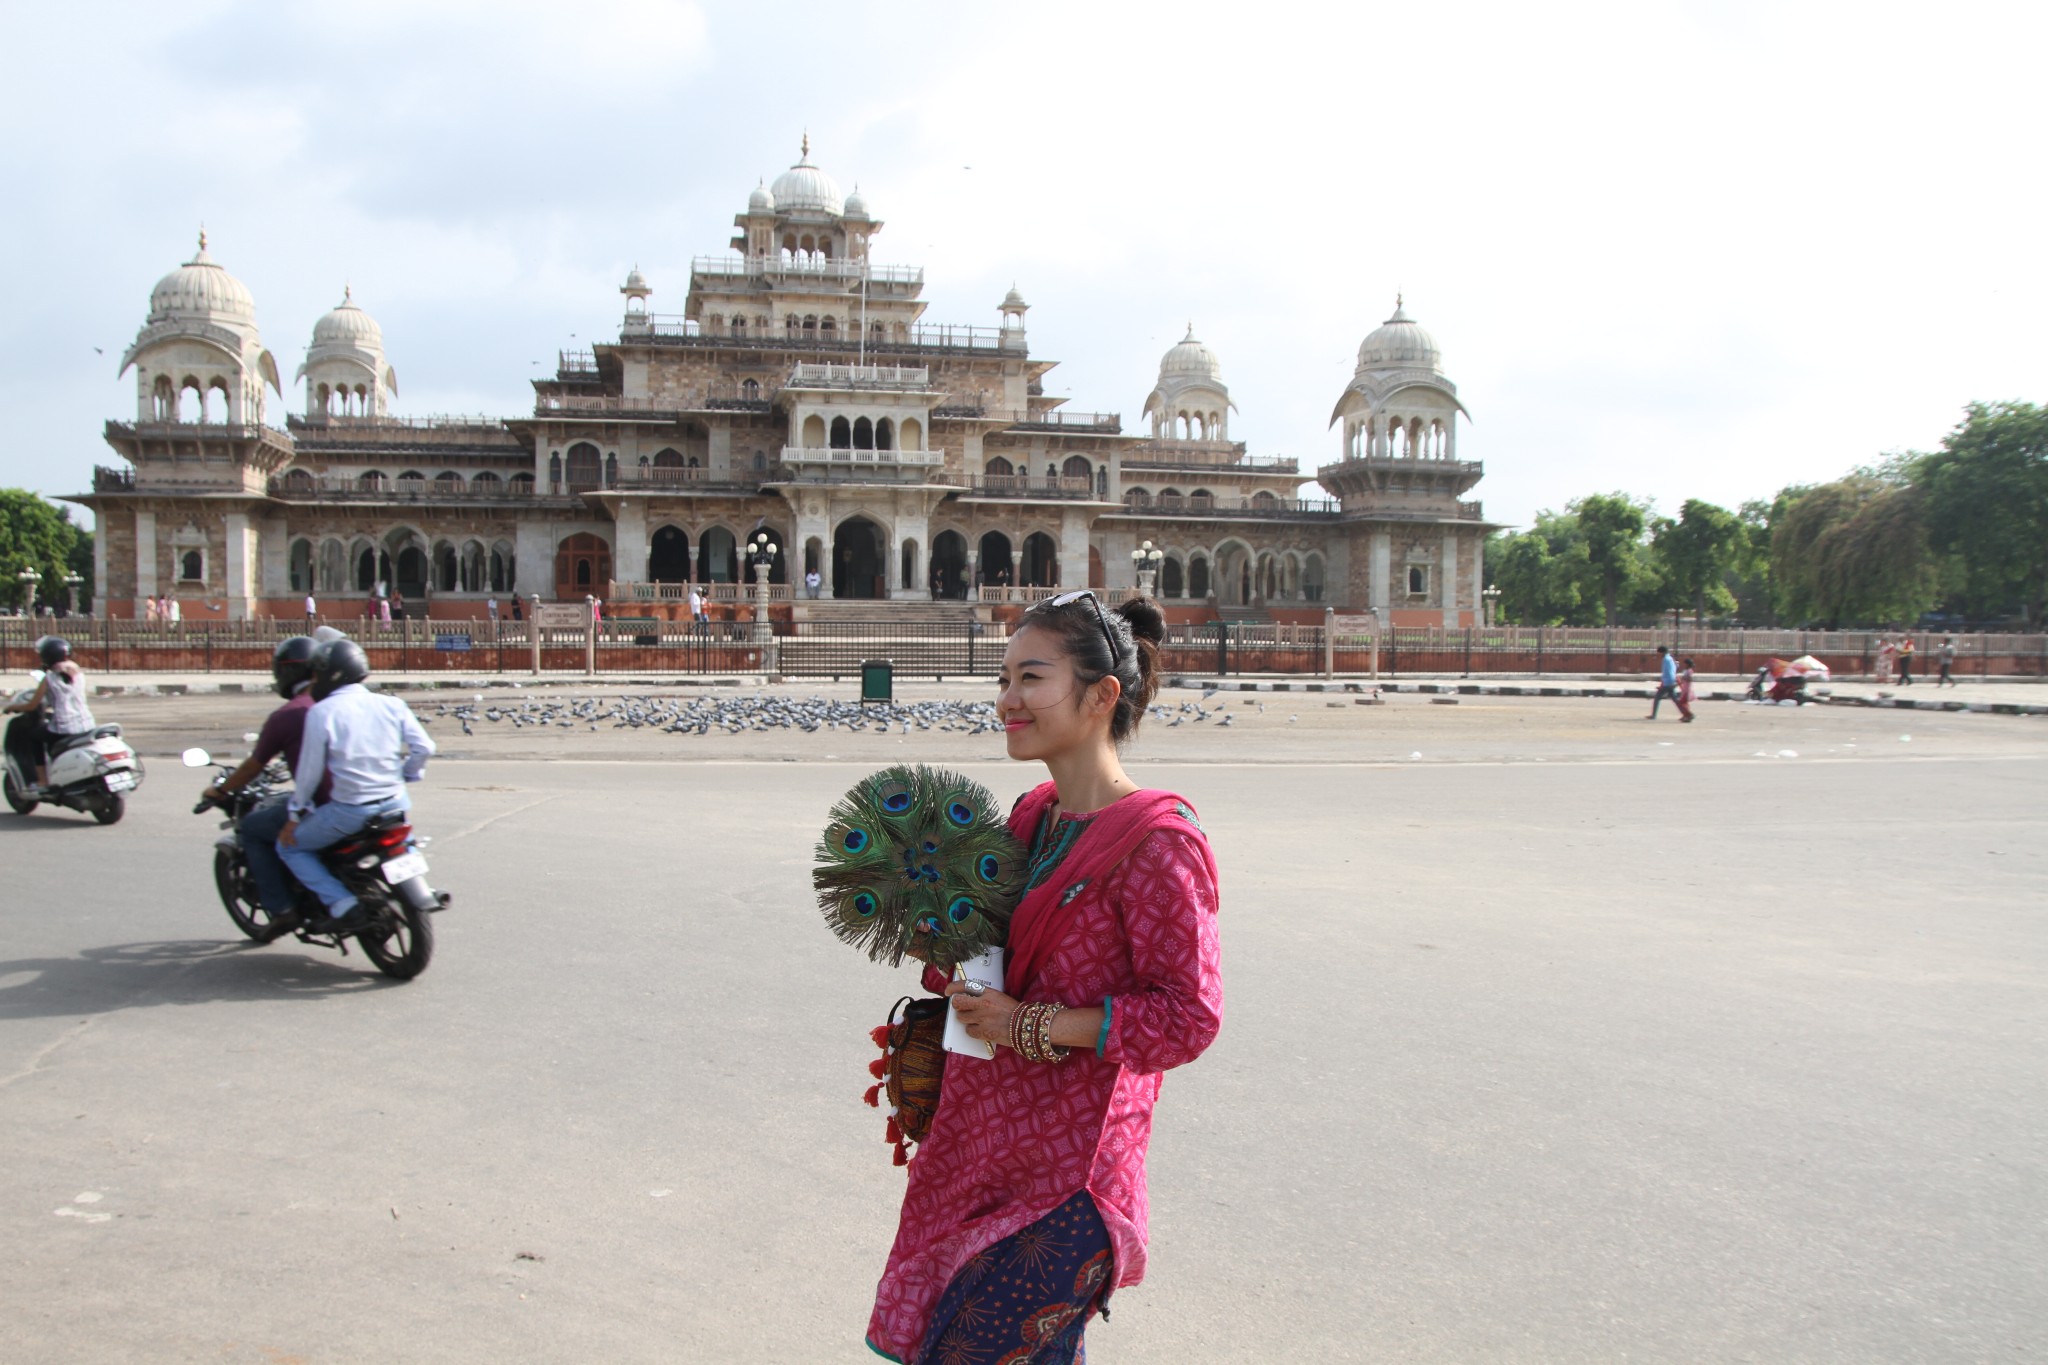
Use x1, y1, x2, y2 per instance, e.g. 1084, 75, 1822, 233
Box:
1915, 401, 2048, 627
0, 490, 91, 613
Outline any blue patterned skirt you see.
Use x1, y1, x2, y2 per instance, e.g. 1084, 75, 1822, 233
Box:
911, 1190, 1112, 1365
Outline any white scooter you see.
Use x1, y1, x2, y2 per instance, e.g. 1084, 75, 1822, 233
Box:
3, 672, 145, 824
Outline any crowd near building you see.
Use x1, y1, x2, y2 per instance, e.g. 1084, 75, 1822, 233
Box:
77, 140, 1495, 625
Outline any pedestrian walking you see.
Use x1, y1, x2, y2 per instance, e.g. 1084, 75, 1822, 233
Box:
1896, 635, 1915, 685
1875, 635, 1896, 683
486, 596, 499, 627
1675, 656, 1696, 723
510, 595, 524, 622
1938, 636, 1957, 687
1647, 645, 1679, 719
688, 586, 708, 634
303, 592, 317, 624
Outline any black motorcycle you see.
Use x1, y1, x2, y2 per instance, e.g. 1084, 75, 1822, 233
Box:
185, 749, 447, 981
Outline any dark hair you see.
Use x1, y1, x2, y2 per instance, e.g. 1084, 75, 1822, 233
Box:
1016, 593, 1165, 743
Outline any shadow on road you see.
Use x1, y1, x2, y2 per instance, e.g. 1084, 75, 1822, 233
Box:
0, 938, 392, 1020
0, 811, 110, 834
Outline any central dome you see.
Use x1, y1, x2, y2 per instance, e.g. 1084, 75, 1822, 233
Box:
311, 287, 382, 347
770, 138, 843, 215
1356, 298, 1441, 371
149, 233, 255, 322
1160, 326, 1222, 381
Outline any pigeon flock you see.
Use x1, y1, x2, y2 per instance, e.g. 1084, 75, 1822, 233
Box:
417, 693, 1278, 740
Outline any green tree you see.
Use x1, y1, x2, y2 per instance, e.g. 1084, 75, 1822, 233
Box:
1728, 497, 1776, 623
1770, 473, 1943, 626
1915, 401, 2048, 626
1490, 514, 1596, 625
1573, 492, 1657, 626
1650, 499, 1747, 622
0, 490, 87, 613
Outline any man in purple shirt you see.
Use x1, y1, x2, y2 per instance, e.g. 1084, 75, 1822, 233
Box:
198, 637, 326, 938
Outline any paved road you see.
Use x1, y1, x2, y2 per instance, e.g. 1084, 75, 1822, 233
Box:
2, 693, 2043, 1363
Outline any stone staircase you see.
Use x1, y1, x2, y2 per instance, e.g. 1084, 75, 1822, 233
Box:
788, 598, 983, 627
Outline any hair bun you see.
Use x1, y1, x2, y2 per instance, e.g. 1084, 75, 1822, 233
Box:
1116, 595, 1166, 647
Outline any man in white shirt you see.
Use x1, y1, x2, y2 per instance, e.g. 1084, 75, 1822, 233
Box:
689, 586, 707, 634
278, 639, 435, 929
805, 569, 822, 599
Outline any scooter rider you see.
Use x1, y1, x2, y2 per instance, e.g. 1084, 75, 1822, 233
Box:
4, 637, 95, 792
199, 636, 325, 941
277, 638, 435, 933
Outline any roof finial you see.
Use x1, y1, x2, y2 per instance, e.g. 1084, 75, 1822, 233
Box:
196, 225, 208, 257
1395, 292, 1403, 311
343, 281, 352, 303
801, 130, 810, 160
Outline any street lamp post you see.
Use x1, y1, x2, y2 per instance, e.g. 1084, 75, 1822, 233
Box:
1129, 539, 1164, 598
747, 532, 778, 643
63, 573, 83, 618
1482, 584, 1501, 627
16, 567, 40, 617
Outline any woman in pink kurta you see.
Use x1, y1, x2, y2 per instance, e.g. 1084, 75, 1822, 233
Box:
866, 591, 1224, 1364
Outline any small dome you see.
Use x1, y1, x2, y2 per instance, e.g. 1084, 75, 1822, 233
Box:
748, 181, 775, 213
1356, 297, 1441, 371
149, 232, 255, 322
1160, 326, 1221, 381
843, 185, 870, 218
310, 287, 382, 347
624, 267, 648, 290
1002, 286, 1029, 311
770, 137, 843, 215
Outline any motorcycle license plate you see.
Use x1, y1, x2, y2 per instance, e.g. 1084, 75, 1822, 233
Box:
104, 771, 137, 791
381, 851, 428, 884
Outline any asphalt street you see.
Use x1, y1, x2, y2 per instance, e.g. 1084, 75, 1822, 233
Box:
1, 690, 2043, 1363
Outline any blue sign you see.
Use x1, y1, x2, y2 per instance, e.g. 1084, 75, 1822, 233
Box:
434, 634, 474, 652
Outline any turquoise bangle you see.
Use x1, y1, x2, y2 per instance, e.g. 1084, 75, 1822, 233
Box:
1096, 996, 1114, 1057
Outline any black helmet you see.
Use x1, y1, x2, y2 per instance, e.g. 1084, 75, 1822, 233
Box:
308, 638, 370, 701
37, 636, 71, 668
272, 635, 317, 699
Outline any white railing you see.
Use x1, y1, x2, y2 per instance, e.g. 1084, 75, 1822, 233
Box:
607, 581, 794, 602
779, 445, 945, 468
786, 363, 932, 389
690, 255, 924, 286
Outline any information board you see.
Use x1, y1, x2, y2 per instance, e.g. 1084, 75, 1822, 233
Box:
534, 604, 587, 629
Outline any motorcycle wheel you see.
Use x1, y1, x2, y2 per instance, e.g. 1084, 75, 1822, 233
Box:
3, 771, 35, 815
91, 795, 126, 826
212, 847, 275, 941
358, 901, 434, 981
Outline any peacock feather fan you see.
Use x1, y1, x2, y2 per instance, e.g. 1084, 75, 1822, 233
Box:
813, 764, 1026, 971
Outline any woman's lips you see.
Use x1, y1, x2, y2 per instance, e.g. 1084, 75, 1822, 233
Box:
1004, 718, 1031, 731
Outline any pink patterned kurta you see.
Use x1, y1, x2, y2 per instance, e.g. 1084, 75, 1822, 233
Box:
866, 805, 1224, 1362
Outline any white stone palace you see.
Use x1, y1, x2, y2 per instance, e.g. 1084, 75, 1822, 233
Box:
77, 141, 1494, 625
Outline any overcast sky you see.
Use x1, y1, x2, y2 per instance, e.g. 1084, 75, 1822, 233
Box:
5, 0, 2043, 533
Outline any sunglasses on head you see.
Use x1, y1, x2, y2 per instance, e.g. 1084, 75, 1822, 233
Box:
1045, 589, 1121, 664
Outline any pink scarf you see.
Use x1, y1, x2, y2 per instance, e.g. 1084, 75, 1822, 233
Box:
1001, 782, 1202, 997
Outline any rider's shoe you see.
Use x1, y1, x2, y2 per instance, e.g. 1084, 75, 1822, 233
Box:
313, 904, 375, 936
254, 911, 303, 944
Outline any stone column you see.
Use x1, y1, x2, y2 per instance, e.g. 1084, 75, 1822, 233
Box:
889, 506, 931, 601
1057, 507, 1091, 593
613, 501, 648, 591
515, 522, 554, 602
93, 515, 109, 618
1370, 528, 1390, 615
223, 512, 253, 620
1442, 528, 1459, 628
134, 509, 158, 612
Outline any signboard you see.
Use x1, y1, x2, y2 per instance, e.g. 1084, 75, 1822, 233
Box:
433, 634, 474, 652
534, 604, 587, 629
1329, 614, 1379, 638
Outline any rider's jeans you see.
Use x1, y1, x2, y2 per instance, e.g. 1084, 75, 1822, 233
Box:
240, 793, 295, 912
278, 794, 409, 916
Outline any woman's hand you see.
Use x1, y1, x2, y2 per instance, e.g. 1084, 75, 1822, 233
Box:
943, 978, 1018, 1047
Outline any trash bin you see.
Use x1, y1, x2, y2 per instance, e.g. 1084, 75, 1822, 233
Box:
861, 660, 893, 705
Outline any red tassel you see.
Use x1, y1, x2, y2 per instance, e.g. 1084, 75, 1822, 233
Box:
892, 1141, 909, 1167
869, 1025, 891, 1047
885, 1115, 902, 1145
862, 1084, 881, 1108
868, 1056, 889, 1080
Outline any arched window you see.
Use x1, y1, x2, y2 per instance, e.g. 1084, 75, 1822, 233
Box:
1062, 455, 1091, 483
508, 472, 535, 496
553, 533, 612, 599
741, 378, 760, 400
802, 415, 826, 447
1161, 555, 1184, 598
786, 315, 801, 334
1123, 488, 1150, 508
565, 443, 601, 489
548, 453, 563, 487
435, 541, 459, 592
830, 416, 851, 449
985, 456, 1014, 478
875, 418, 894, 451
1189, 487, 1214, 510
900, 417, 922, 451
471, 471, 501, 493
853, 417, 873, 450
288, 539, 314, 593
180, 550, 204, 582
819, 316, 836, 337
604, 452, 619, 486
435, 471, 464, 492
731, 316, 746, 336
359, 470, 388, 490
802, 314, 818, 336
1252, 490, 1279, 508
1188, 553, 1210, 599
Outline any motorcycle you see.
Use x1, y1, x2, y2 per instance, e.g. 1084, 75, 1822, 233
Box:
4, 671, 145, 824
184, 747, 448, 981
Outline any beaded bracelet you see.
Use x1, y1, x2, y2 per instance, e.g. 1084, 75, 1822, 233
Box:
1007, 1001, 1070, 1064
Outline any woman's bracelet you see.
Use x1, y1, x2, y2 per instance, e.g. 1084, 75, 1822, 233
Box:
1006, 1000, 1069, 1064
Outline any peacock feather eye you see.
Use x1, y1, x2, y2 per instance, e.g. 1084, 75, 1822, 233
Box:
946, 895, 976, 924
977, 853, 1000, 883
923, 840, 938, 854
852, 892, 879, 918
842, 828, 870, 853
946, 801, 974, 827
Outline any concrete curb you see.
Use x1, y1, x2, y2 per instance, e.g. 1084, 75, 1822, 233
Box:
92, 677, 761, 697
1164, 677, 2048, 717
